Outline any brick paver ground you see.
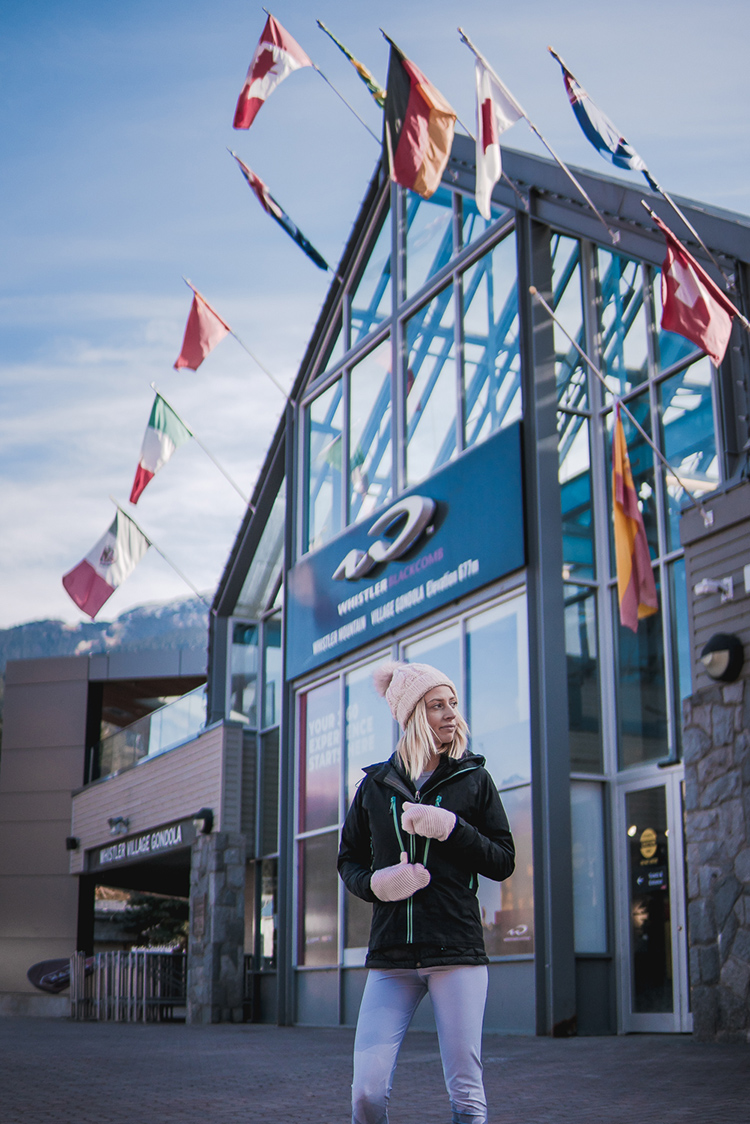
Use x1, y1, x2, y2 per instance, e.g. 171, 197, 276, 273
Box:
0, 1018, 748, 1124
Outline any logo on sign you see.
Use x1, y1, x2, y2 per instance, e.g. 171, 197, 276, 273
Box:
332, 495, 436, 582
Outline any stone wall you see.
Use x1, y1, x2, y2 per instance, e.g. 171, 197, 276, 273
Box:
187, 831, 246, 1025
683, 680, 750, 1041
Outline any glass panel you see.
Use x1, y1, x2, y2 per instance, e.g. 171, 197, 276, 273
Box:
94, 685, 207, 780
479, 784, 533, 956
259, 858, 277, 968
306, 380, 343, 552
565, 585, 602, 773
659, 357, 719, 550
244, 860, 256, 957
460, 195, 510, 248
298, 832, 339, 966
405, 287, 457, 486
402, 623, 461, 691
323, 316, 344, 371
345, 657, 394, 807
571, 782, 607, 953
299, 679, 341, 832
344, 891, 372, 965
351, 210, 391, 344
669, 558, 692, 747
605, 394, 658, 569
625, 786, 673, 1012
615, 581, 668, 768
551, 236, 587, 411
405, 186, 454, 298
466, 597, 531, 788
598, 250, 650, 397
349, 340, 392, 524
235, 483, 286, 617
462, 234, 521, 450
262, 616, 282, 729
559, 412, 594, 579
260, 729, 279, 856
654, 267, 702, 371
230, 622, 258, 726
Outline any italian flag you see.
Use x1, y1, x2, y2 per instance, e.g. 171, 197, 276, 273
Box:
62, 512, 150, 619
129, 394, 192, 505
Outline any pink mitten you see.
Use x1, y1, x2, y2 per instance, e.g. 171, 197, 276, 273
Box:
401, 801, 456, 842
370, 852, 431, 901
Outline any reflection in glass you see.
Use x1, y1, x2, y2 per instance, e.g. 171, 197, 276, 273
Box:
626, 786, 673, 1012
344, 890, 373, 964
406, 187, 454, 298
669, 559, 692, 743
351, 210, 392, 344
235, 484, 285, 617
654, 268, 701, 371
259, 858, 278, 967
299, 679, 341, 832
307, 380, 343, 552
349, 341, 392, 524
605, 396, 658, 566
263, 617, 282, 729
479, 785, 533, 956
466, 598, 530, 788
405, 289, 457, 485
659, 357, 718, 550
559, 412, 594, 579
402, 624, 461, 693
298, 832, 339, 966
598, 250, 649, 397
461, 195, 510, 248
615, 582, 668, 768
552, 236, 587, 411
345, 657, 394, 807
565, 585, 602, 773
260, 729, 279, 856
231, 622, 258, 726
571, 782, 607, 953
462, 234, 521, 450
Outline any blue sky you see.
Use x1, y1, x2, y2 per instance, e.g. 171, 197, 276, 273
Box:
1, 0, 748, 629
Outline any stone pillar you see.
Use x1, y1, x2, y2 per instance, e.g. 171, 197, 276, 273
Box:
683, 681, 750, 1041
187, 831, 246, 1025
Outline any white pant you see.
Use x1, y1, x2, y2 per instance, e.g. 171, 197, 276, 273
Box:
351, 964, 489, 1124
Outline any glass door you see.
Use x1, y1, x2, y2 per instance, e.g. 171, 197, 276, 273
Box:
616, 770, 691, 1032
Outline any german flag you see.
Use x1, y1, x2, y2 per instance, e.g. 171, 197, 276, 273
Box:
612, 405, 658, 632
382, 37, 456, 200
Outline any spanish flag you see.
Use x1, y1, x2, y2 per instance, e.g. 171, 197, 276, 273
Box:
612, 406, 658, 632
382, 37, 456, 200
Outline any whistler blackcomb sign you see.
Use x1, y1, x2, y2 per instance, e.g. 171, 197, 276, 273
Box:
286, 422, 524, 678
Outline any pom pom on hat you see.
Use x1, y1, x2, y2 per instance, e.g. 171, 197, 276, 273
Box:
373, 660, 457, 729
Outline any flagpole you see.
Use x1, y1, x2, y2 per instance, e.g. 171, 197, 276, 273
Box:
108, 497, 212, 608
458, 29, 620, 246
149, 383, 253, 508
182, 277, 289, 400
639, 202, 750, 334
547, 47, 733, 287
528, 286, 715, 525
260, 8, 379, 144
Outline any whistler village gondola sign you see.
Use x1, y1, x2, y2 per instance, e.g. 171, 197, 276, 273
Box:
286, 422, 525, 678
85, 817, 197, 874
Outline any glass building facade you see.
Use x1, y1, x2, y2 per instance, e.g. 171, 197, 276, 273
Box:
208, 137, 750, 1035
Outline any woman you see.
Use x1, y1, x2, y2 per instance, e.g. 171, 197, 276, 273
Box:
338, 660, 515, 1124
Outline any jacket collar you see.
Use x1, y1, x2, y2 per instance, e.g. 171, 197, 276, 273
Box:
363, 749, 485, 798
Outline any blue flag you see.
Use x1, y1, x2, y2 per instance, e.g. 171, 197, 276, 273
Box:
229, 151, 329, 271
549, 49, 658, 192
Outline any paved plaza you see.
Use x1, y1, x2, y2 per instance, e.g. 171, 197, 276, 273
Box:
0, 1017, 748, 1124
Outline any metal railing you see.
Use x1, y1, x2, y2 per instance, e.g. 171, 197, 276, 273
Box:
70, 950, 187, 1022
90, 684, 207, 782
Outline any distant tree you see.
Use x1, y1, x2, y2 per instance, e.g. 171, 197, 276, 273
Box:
122, 892, 189, 949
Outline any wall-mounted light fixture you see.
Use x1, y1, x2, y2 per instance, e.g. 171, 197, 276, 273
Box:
108, 816, 130, 836
693, 577, 734, 603
65, 836, 80, 851
700, 632, 744, 682
193, 807, 214, 835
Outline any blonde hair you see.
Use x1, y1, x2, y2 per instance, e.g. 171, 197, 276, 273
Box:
397, 694, 470, 780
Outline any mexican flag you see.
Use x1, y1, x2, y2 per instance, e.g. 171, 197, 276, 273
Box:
129, 394, 192, 504
62, 512, 150, 619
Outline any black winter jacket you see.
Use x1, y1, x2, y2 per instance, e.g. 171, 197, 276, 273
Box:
337, 750, 515, 968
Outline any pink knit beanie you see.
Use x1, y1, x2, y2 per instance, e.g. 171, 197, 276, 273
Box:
373, 660, 457, 729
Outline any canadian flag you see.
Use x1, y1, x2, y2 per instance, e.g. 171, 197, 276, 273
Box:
654, 212, 739, 366
474, 59, 523, 220
233, 14, 312, 130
